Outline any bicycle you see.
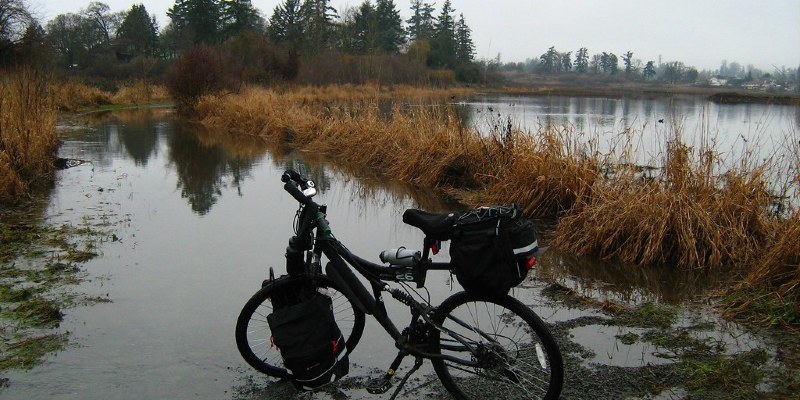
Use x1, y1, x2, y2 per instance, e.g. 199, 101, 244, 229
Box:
235, 170, 564, 399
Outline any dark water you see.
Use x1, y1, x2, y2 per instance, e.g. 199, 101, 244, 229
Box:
1, 107, 763, 399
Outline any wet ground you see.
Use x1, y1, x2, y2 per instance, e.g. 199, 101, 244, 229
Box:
0, 109, 797, 399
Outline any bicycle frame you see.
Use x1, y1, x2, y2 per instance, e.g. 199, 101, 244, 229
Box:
291, 198, 482, 368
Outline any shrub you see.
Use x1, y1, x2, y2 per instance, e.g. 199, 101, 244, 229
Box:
163, 45, 231, 111
429, 69, 456, 86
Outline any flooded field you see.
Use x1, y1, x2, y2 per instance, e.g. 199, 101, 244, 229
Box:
1, 105, 795, 399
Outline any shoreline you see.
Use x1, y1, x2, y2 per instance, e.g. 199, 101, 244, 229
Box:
486, 77, 800, 105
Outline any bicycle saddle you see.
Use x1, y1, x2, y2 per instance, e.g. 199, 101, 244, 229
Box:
402, 209, 459, 240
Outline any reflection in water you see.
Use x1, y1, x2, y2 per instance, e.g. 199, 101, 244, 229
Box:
168, 124, 260, 215
537, 250, 732, 305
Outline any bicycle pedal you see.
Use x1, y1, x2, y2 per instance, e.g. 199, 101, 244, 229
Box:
366, 376, 393, 394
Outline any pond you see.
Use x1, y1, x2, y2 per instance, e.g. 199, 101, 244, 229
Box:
1, 104, 774, 399
458, 94, 799, 169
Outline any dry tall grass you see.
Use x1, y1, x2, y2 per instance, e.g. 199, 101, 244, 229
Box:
0, 70, 58, 204
723, 211, 800, 326
52, 81, 111, 112
194, 86, 486, 189
110, 81, 170, 105
554, 139, 774, 268
53, 81, 169, 112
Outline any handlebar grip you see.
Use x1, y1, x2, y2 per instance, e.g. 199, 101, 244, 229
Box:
283, 181, 309, 205
282, 170, 303, 184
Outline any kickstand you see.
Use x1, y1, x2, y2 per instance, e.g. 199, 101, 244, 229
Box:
388, 356, 423, 400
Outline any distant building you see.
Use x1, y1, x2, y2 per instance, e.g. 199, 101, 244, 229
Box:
709, 77, 728, 86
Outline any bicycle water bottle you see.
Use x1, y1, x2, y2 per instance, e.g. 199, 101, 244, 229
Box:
379, 247, 421, 267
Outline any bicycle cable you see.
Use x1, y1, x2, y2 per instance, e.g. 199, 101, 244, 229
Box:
398, 281, 431, 307
292, 204, 303, 234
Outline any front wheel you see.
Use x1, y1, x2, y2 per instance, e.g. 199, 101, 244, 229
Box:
429, 292, 563, 400
235, 274, 366, 378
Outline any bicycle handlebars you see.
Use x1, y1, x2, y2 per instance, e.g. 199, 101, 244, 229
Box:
282, 170, 317, 205
283, 181, 310, 205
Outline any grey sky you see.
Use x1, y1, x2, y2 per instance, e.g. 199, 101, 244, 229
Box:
33, 0, 800, 72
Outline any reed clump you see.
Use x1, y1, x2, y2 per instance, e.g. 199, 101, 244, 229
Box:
53, 80, 169, 112
475, 126, 602, 216
110, 81, 169, 105
723, 211, 800, 327
52, 81, 111, 112
0, 70, 58, 204
554, 140, 774, 269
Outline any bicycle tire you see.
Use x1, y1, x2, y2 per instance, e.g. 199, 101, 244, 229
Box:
429, 292, 563, 400
235, 274, 366, 378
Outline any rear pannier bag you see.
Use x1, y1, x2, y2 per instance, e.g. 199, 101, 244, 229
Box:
267, 293, 349, 390
449, 204, 539, 296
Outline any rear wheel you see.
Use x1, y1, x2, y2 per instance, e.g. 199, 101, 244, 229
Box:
235, 274, 365, 378
429, 292, 563, 399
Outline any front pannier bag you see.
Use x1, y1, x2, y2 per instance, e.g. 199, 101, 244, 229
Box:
449, 204, 539, 296
267, 293, 348, 390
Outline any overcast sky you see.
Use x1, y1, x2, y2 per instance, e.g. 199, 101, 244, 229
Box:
31, 0, 800, 72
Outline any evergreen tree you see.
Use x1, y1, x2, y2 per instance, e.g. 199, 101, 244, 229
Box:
600, 52, 618, 75
643, 60, 656, 80
167, 0, 222, 44
116, 4, 158, 57
622, 51, 634, 75
375, 0, 403, 53
406, 0, 435, 42
561, 51, 572, 72
220, 0, 263, 38
575, 47, 589, 73
351, 1, 377, 54
267, 0, 303, 45
430, 0, 456, 68
299, 0, 336, 55
454, 13, 474, 63
539, 46, 561, 73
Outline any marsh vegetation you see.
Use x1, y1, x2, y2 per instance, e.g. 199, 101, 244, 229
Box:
194, 85, 799, 329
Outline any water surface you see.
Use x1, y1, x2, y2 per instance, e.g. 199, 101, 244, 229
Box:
459, 94, 799, 168
1, 104, 769, 399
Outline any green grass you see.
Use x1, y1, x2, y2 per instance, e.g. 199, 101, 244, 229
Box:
0, 334, 68, 371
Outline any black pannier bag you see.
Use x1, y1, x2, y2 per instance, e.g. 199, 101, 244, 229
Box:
449, 204, 539, 296
267, 292, 349, 390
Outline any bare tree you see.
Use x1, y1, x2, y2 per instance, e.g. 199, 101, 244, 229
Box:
0, 0, 35, 55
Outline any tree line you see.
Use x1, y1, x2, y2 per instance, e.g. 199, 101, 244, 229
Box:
0, 0, 481, 84
502, 46, 697, 84
501, 45, 798, 90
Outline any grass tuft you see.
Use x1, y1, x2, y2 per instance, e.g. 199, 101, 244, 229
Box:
0, 69, 58, 204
